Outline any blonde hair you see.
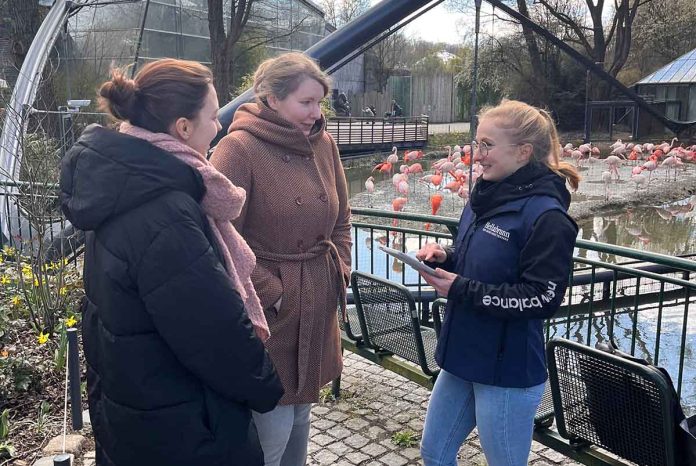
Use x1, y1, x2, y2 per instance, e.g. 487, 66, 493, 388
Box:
253, 52, 331, 102
478, 99, 580, 190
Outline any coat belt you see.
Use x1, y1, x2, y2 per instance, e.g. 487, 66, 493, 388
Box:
254, 240, 346, 397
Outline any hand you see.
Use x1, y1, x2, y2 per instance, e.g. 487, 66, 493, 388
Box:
416, 242, 447, 263
420, 268, 458, 297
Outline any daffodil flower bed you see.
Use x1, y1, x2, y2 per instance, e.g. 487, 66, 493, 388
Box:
0, 249, 88, 464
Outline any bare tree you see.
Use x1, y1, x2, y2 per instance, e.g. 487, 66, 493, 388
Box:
319, 0, 370, 28
448, 0, 650, 97
369, 32, 408, 93
207, 0, 313, 102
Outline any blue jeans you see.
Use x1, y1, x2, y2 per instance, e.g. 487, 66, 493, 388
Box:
421, 370, 545, 466
252, 403, 312, 466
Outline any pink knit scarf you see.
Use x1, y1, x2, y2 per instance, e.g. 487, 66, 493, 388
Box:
120, 122, 270, 342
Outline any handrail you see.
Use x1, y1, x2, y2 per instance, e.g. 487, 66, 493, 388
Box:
352, 207, 696, 273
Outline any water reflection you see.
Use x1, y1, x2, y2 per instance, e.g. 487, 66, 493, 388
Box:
575, 197, 696, 259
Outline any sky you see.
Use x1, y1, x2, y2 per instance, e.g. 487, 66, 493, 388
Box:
369, 1, 505, 45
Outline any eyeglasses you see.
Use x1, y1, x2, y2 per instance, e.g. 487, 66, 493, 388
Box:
471, 140, 522, 158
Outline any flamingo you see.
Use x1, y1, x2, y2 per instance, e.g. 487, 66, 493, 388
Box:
661, 154, 684, 181
397, 179, 409, 196
642, 160, 657, 183
604, 155, 623, 180
386, 146, 399, 164
365, 176, 375, 207
430, 193, 443, 215
391, 197, 408, 228
431, 173, 443, 189
373, 161, 392, 176
601, 171, 613, 200
631, 173, 648, 190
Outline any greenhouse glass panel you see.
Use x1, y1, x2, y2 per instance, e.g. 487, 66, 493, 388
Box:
146, 3, 178, 33
142, 30, 179, 58
182, 36, 211, 62
182, 8, 209, 36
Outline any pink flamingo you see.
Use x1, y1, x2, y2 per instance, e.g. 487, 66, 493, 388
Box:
604, 155, 623, 180
365, 176, 375, 207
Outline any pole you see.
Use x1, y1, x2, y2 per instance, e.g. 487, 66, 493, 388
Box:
468, 0, 482, 195
67, 328, 82, 431
583, 68, 590, 143
130, 0, 151, 78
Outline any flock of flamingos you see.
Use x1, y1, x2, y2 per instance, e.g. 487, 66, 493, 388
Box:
364, 138, 696, 218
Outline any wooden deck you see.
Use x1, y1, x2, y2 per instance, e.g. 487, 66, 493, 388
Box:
326, 116, 429, 155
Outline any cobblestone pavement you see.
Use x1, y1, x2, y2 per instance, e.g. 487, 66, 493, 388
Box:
307, 352, 582, 466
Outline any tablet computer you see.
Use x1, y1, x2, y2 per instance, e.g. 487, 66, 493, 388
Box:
378, 245, 439, 276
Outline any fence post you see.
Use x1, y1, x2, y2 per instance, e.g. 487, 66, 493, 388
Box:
67, 328, 82, 430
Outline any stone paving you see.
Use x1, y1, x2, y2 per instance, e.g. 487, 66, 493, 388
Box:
33, 352, 582, 466
305, 352, 582, 466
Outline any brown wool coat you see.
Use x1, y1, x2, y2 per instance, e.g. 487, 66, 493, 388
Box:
210, 103, 352, 405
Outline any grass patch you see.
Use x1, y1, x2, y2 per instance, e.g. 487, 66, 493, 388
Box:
391, 429, 419, 447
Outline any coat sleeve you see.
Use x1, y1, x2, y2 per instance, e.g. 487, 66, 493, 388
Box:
447, 210, 577, 320
136, 201, 283, 412
210, 135, 283, 310
329, 136, 352, 282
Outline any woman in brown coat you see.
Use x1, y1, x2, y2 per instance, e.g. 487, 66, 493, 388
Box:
210, 52, 351, 466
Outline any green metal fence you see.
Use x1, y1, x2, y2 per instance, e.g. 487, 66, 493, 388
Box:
350, 207, 696, 409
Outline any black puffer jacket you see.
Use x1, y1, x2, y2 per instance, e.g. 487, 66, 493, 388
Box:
60, 125, 284, 466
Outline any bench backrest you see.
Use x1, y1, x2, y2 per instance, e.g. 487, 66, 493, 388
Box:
547, 338, 678, 466
350, 271, 437, 376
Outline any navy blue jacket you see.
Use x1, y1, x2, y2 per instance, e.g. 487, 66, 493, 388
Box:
60, 126, 284, 466
433, 163, 578, 387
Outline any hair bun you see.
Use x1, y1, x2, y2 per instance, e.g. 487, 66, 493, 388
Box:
98, 69, 138, 121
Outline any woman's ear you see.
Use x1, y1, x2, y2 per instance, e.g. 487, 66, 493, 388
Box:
266, 94, 279, 111
172, 117, 191, 142
518, 143, 534, 163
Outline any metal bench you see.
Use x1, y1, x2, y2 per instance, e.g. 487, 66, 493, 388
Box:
350, 271, 439, 380
547, 338, 683, 466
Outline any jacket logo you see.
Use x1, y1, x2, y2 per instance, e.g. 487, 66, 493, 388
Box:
482, 222, 510, 241
482, 281, 558, 311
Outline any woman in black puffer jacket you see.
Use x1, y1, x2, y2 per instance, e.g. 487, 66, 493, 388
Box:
60, 59, 283, 466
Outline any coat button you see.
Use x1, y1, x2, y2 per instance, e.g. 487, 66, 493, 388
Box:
295, 196, 303, 205
316, 234, 325, 241
297, 240, 304, 250
304, 156, 311, 161
283, 155, 291, 163
319, 193, 328, 202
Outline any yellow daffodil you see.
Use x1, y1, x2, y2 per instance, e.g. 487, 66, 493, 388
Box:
2, 245, 15, 256
59, 287, 68, 296
0, 275, 10, 285
37, 332, 49, 345
22, 265, 32, 275
11, 295, 22, 307
33, 277, 39, 287
65, 316, 77, 328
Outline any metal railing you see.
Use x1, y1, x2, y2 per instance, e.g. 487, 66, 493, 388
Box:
350, 207, 696, 408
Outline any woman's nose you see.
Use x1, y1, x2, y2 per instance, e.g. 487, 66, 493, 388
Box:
311, 103, 321, 120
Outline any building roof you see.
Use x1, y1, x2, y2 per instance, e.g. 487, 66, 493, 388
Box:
636, 48, 696, 85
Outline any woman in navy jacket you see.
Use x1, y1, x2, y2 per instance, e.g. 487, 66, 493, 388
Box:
417, 100, 579, 466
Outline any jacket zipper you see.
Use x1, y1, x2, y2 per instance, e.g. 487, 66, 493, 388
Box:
494, 322, 509, 384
